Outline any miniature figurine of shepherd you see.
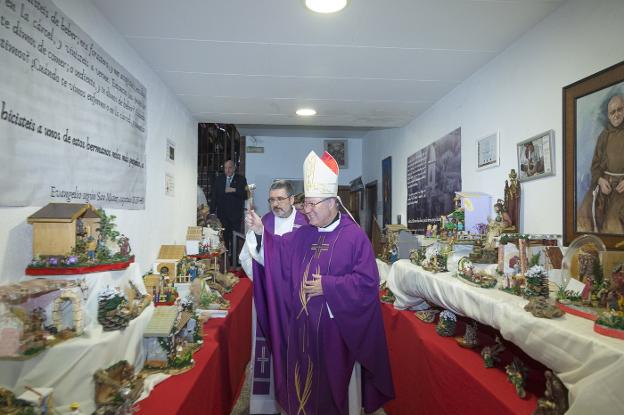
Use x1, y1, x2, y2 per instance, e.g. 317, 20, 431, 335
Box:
87, 236, 97, 260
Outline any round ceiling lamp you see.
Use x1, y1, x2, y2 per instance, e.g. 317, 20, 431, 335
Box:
296, 108, 317, 116
304, 0, 349, 14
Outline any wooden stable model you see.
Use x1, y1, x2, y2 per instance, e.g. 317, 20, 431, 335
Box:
143, 306, 200, 370
154, 245, 186, 279
27, 203, 100, 257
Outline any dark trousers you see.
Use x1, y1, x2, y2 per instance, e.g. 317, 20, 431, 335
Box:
220, 215, 242, 264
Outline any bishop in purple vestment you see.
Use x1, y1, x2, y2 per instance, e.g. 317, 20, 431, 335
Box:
247, 152, 394, 415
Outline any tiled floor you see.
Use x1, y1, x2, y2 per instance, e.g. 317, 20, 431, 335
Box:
231, 365, 387, 415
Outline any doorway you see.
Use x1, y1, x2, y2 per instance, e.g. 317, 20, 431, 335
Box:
364, 181, 377, 240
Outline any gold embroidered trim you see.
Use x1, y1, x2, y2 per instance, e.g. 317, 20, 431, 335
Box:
298, 262, 311, 318
294, 355, 314, 415
298, 264, 322, 319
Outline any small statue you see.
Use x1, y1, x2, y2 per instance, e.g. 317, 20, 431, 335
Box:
454, 193, 462, 210
389, 244, 399, 263
533, 370, 569, 415
76, 218, 85, 237
607, 290, 620, 311
187, 263, 199, 281
456, 321, 479, 348
436, 310, 457, 337
117, 234, 131, 257
69, 402, 82, 415
505, 169, 521, 231
506, 358, 528, 399
457, 221, 464, 232
481, 336, 505, 368
87, 236, 97, 261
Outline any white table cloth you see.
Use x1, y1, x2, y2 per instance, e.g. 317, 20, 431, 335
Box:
1, 263, 154, 414
385, 259, 624, 415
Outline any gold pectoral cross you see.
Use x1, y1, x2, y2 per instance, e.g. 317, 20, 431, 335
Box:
310, 235, 329, 258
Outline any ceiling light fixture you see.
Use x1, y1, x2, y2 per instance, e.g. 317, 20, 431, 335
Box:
304, 0, 348, 14
296, 108, 317, 116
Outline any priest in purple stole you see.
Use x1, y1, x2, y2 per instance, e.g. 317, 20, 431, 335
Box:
247, 151, 394, 415
241, 180, 307, 414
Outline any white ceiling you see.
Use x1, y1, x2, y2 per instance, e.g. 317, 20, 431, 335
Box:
93, 0, 564, 137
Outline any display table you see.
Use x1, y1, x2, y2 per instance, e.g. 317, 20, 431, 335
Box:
0, 263, 154, 414
385, 259, 624, 414
136, 276, 252, 415
382, 304, 540, 415
377, 259, 391, 283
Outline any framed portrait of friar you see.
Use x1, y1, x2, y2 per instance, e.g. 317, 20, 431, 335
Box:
563, 60, 624, 249
324, 140, 348, 168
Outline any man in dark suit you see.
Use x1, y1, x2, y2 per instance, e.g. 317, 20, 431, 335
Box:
210, 160, 248, 263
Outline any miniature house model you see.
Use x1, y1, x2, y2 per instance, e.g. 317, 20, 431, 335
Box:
0, 279, 82, 358
154, 245, 186, 282
144, 306, 198, 369
143, 306, 179, 368
143, 274, 163, 295
27, 203, 100, 257
186, 226, 203, 256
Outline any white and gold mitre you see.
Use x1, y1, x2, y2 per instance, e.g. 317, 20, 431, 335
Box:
303, 151, 339, 197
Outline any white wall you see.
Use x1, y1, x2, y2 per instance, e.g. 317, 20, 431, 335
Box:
0, 0, 197, 284
363, 0, 624, 235
246, 137, 363, 217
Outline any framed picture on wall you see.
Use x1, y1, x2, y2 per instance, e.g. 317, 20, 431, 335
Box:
165, 173, 175, 197
563, 60, 624, 249
516, 130, 555, 183
476, 132, 499, 170
324, 140, 348, 169
166, 139, 175, 163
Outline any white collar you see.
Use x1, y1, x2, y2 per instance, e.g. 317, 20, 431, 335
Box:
318, 213, 341, 233
273, 207, 297, 236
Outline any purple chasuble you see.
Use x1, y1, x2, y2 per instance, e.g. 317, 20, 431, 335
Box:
259, 215, 394, 415
252, 211, 307, 397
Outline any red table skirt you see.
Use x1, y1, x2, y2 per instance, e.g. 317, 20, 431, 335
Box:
137, 277, 252, 415
382, 304, 544, 415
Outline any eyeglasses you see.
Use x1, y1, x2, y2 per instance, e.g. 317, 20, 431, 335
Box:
302, 198, 333, 209
268, 196, 291, 204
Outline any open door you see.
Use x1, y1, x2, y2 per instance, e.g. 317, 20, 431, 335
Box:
338, 185, 359, 223
364, 181, 378, 240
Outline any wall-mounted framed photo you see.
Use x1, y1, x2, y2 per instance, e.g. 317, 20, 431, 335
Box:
563, 60, 624, 249
324, 140, 348, 169
476, 132, 499, 171
165, 173, 175, 197
166, 139, 175, 163
516, 130, 555, 183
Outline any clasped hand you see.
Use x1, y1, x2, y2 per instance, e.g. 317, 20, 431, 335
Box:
303, 273, 323, 298
599, 177, 624, 195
